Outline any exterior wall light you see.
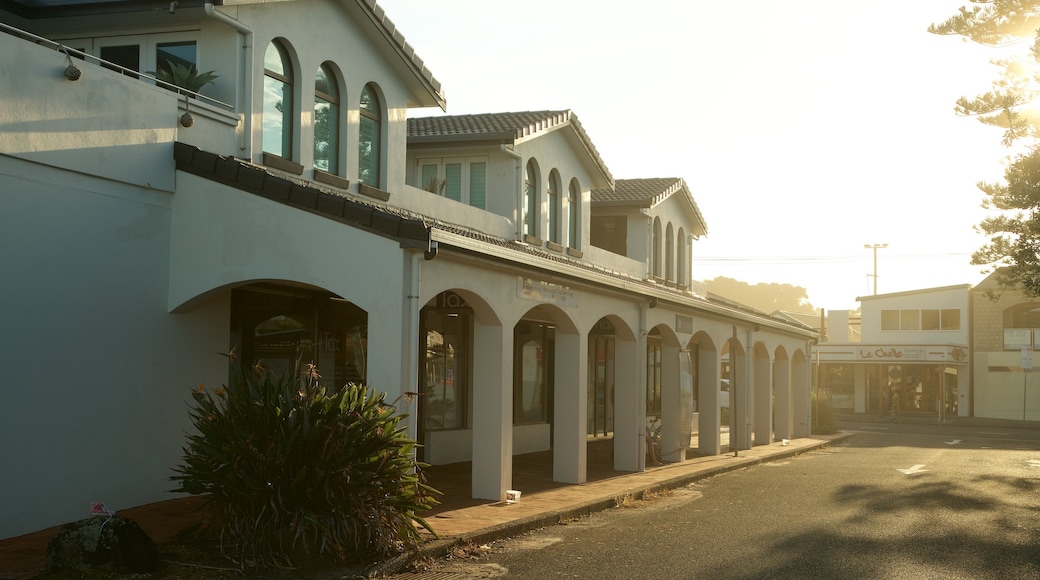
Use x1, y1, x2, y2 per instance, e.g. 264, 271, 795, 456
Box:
179, 95, 194, 127
61, 47, 81, 81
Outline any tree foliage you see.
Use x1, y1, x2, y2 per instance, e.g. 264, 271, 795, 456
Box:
931, 1, 1040, 294
703, 276, 817, 315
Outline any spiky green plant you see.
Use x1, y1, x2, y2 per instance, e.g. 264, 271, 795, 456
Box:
149, 59, 218, 93
171, 361, 438, 568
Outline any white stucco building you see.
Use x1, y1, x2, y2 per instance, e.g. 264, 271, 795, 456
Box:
0, 0, 816, 539
816, 285, 971, 420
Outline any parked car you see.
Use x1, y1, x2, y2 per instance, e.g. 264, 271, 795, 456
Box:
719, 379, 730, 408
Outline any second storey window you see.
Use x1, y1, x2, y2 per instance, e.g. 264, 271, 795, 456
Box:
567, 179, 579, 249
314, 63, 339, 174
418, 157, 487, 209
358, 84, 382, 186
263, 40, 294, 160
547, 170, 561, 245
524, 159, 539, 238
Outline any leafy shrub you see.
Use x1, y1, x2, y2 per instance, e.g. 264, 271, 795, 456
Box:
811, 392, 839, 435
171, 361, 439, 567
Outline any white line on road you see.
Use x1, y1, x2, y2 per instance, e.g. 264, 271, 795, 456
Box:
897, 464, 929, 475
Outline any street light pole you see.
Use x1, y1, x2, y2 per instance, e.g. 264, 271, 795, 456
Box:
864, 243, 888, 295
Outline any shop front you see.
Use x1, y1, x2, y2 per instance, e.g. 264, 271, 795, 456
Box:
816, 343, 969, 420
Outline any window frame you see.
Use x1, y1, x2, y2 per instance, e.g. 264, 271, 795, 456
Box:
263, 40, 295, 161
313, 62, 340, 174
416, 156, 488, 209
567, 179, 580, 249
358, 83, 383, 187
547, 170, 561, 245
523, 160, 540, 238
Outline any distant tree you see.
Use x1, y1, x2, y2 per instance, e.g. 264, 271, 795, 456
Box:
704, 276, 818, 314
930, 1, 1040, 295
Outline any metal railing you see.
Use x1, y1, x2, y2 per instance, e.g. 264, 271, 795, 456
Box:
0, 20, 234, 111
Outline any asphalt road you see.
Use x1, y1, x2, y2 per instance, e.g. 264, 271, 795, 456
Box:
397, 424, 1040, 579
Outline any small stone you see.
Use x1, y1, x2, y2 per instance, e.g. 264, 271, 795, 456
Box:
45, 515, 158, 574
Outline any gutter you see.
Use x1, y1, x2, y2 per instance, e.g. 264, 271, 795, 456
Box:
500, 145, 523, 241
204, 2, 253, 161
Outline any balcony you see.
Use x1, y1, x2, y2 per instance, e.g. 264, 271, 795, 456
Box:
0, 22, 238, 190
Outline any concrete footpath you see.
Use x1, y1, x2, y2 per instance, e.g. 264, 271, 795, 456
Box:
0, 434, 850, 579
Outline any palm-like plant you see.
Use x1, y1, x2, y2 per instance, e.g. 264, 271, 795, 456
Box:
150, 59, 218, 94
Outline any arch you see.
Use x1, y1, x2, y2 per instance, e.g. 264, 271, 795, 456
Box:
313, 61, 342, 174
228, 281, 368, 389
791, 349, 812, 437
547, 169, 561, 244
358, 83, 384, 187
588, 315, 639, 471
567, 178, 580, 249
676, 227, 687, 288
665, 222, 674, 282
646, 324, 683, 464
652, 217, 662, 279
523, 159, 540, 238
722, 335, 749, 450
689, 331, 722, 455
262, 38, 296, 160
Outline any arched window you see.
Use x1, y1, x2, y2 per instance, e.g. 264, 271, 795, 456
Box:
358, 84, 382, 186
547, 170, 561, 244
665, 222, 674, 282
677, 227, 687, 287
524, 159, 539, 238
567, 178, 579, 249
652, 217, 662, 278
314, 62, 339, 174
262, 40, 294, 159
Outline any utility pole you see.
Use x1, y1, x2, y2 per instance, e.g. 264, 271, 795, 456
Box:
864, 243, 888, 295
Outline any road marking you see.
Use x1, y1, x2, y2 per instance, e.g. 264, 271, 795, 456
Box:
1027, 460, 1040, 468
765, 461, 790, 466
944, 439, 962, 446
858, 427, 890, 430
897, 464, 929, 475
979, 432, 1009, 436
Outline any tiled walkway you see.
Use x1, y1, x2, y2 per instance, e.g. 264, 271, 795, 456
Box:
0, 434, 841, 579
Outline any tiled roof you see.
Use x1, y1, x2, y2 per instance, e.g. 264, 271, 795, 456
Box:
174, 142, 811, 338
407, 110, 613, 187
362, 0, 445, 110
592, 178, 708, 237
592, 177, 683, 205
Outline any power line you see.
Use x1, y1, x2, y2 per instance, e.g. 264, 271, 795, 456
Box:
691, 252, 971, 265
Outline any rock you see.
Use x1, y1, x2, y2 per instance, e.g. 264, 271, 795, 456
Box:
45, 514, 159, 574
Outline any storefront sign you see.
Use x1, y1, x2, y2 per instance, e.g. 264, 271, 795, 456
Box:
856, 346, 927, 361
517, 277, 576, 308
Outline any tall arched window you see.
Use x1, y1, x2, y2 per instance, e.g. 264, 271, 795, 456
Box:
263, 40, 294, 159
547, 170, 561, 244
313, 62, 339, 174
652, 217, 662, 278
524, 159, 539, 238
677, 227, 687, 287
358, 84, 382, 186
665, 222, 674, 282
567, 178, 579, 249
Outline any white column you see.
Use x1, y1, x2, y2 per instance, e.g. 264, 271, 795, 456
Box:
553, 330, 586, 484
753, 346, 773, 446
471, 320, 511, 501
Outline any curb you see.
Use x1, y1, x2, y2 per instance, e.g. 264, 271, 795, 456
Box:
372, 433, 856, 577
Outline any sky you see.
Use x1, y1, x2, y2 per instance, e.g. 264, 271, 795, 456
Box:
379, 0, 1013, 312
